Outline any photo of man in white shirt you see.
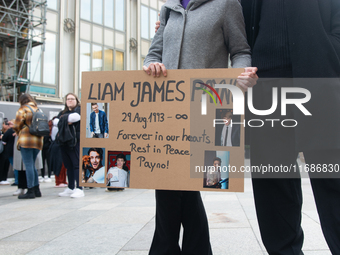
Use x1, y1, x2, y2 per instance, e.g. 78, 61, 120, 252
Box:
106, 153, 129, 188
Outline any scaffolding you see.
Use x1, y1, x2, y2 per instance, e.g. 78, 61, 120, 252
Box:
0, 0, 46, 102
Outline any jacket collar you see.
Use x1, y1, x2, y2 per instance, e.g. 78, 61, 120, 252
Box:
164, 0, 211, 11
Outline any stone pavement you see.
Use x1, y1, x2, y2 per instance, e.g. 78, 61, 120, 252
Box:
0, 170, 331, 254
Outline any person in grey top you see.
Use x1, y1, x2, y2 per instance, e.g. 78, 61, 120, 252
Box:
144, 0, 258, 254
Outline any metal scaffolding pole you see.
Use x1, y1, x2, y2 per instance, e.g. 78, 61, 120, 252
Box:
0, 0, 46, 102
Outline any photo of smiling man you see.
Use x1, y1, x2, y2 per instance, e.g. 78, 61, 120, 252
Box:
82, 147, 105, 184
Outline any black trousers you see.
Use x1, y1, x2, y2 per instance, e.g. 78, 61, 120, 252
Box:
18, 170, 27, 189
250, 79, 340, 255
149, 190, 212, 255
41, 148, 51, 178
60, 142, 81, 190
0, 152, 10, 181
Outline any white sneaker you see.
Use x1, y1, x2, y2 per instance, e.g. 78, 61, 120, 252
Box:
0, 180, 10, 185
44, 177, 52, 183
13, 189, 25, 196
70, 188, 84, 198
39, 177, 44, 183
58, 188, 74, 197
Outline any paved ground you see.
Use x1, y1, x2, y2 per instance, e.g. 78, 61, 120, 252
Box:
0, 161, 331, 255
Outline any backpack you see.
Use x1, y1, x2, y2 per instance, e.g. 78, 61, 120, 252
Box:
25, 105, 50, 137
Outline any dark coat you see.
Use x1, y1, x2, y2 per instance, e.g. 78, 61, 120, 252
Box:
57, 115, 77, 147
242, 0, 340, 150
90, 110, 108, 134
215, 123, 241, 147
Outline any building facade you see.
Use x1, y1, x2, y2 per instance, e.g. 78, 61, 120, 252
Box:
0, 0, 165, 103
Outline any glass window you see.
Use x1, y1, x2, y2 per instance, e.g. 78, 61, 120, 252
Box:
141, 0, 148, 5
43, 33, 56, 84
141, 40, 150, 56
104, 29, 114, 46
92, 45, 103, 71
46, 11, 58, 32
47, 0, 58, 10
115, 32, 125, 50
141, 57, 145, 70
150, 0, 158, 9
93, 0, 103, 24
79, 41, 91, 88
104, 0, 114, 28
104, 48, 113, 71
93, 25, 103, 44
150, 9, 158, 39
141, 5, 149, 39
115, 51, 124, 70
158, 1, 164, 10
115, 0, 124, 31
81, 0, 91, 21
80, 21, 91, 41
31, 45, 42, 82
32, 8, 42, 28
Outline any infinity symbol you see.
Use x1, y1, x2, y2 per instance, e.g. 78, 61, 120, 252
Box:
175, 114, 188, 120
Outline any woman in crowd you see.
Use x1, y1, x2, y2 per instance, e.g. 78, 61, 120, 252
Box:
57, 93, 84, 198
13, 94, 43, 199
144, 0, 258, 254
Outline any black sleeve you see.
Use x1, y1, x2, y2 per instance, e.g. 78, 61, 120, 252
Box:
2, 129, 14, 143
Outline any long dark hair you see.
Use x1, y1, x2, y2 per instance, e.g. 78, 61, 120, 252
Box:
62, 92, 80, 113
18, 93, 37, 107
116, 153, 129, 172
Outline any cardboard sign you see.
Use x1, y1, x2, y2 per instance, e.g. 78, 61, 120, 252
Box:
80, 68, 244, 192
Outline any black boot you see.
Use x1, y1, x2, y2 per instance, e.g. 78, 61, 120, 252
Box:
18, 188, 35, 199
34, 185, 42, 197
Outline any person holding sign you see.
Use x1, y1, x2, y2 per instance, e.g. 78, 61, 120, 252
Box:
144, 0, 258, 254
241, 1, 340, 254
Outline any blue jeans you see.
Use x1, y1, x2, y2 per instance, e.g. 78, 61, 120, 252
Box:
20, 148, 40, 188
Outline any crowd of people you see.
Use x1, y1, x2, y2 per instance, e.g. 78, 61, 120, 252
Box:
0, 93, 82, 198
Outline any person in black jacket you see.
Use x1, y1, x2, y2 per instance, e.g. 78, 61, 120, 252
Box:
57, 93, 84, 198
2, 119, 19, 188
241, 0, 340, 254
0, 118, 11, 185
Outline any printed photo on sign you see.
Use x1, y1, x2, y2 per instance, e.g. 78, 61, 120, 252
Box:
107, 151, 130, 188
203, 151, 230, 189
82, 147, 106, 185
215, 109, 241, 147
86, 103, 109, 138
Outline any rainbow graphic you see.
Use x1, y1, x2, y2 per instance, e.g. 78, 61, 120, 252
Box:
197, 82, 222, 106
